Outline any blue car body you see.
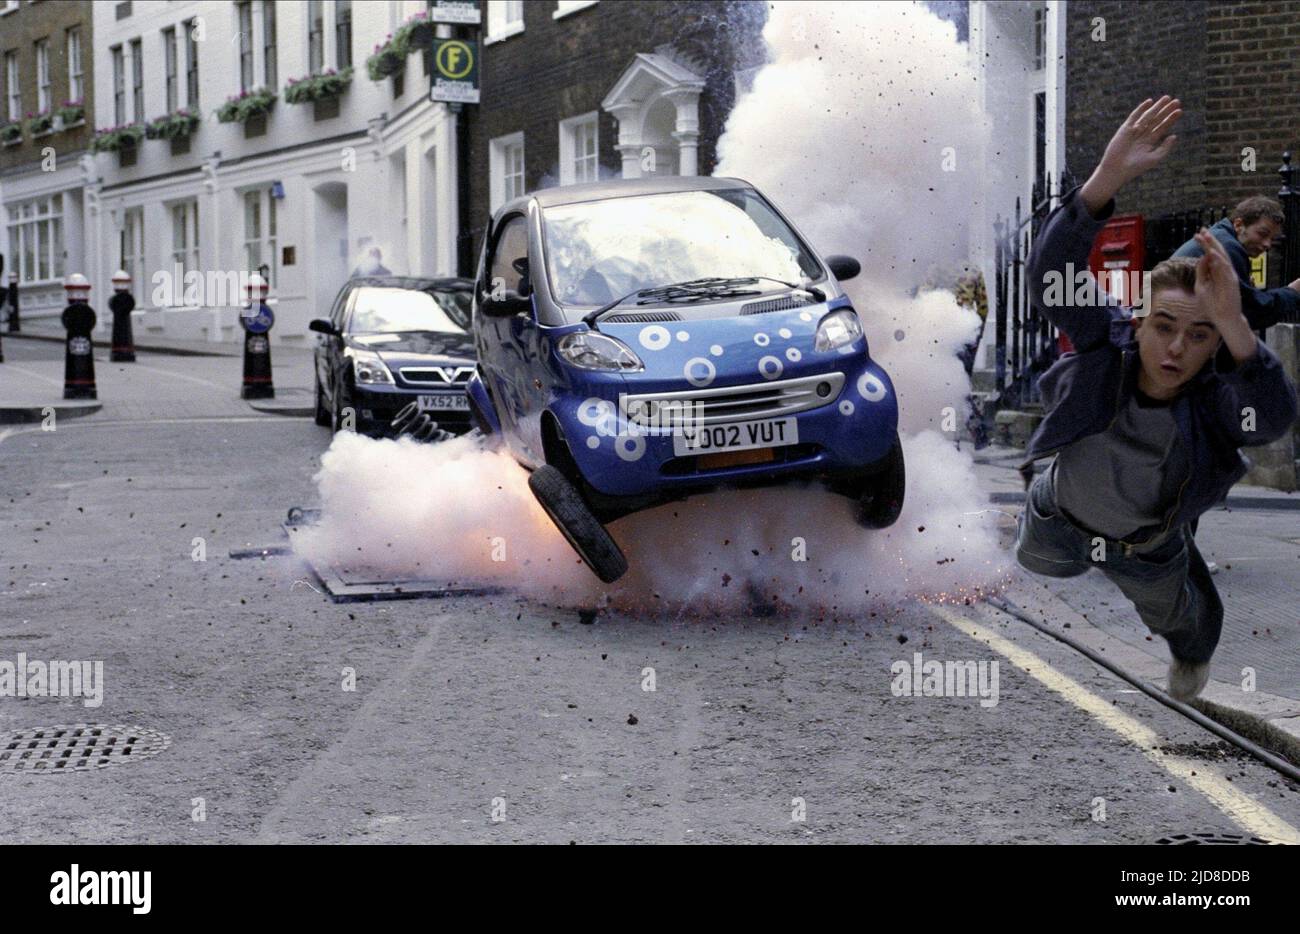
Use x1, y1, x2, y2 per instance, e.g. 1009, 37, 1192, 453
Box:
469, 176, 899, 519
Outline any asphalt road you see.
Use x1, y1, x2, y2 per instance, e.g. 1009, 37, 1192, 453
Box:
2, 339, 1298, 843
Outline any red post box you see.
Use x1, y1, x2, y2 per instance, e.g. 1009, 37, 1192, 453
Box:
1058, 214, 1146, 354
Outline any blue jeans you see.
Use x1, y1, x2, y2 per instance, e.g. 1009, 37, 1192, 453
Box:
1015, 471, 1223, 664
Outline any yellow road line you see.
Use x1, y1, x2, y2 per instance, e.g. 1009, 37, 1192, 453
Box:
928, 602, 1300, 845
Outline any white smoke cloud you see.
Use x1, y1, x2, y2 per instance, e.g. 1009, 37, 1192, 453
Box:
295, 0, 1013, 614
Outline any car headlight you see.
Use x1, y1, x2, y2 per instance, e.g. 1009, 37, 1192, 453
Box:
348, 348, 394, 384
814, 308, 863, 352
558, 332, 644, 371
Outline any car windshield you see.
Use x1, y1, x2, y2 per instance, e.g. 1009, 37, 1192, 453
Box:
347, 287, 470, 334
540, 188, 824, 314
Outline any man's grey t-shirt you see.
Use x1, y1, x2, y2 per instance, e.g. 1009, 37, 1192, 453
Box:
1050, 387, 1189, 542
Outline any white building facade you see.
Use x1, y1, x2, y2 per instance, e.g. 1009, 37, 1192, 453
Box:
86, 0, 460, 346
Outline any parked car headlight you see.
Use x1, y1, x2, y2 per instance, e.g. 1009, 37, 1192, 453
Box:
348, 348, 394, 384
558, 332, 644, 371
814, 308, 863, 352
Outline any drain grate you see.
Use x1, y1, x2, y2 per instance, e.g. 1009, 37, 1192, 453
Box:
0, 724, 171, 774
1156, 832, 1274, 845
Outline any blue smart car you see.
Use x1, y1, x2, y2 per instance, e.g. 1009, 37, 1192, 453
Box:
468, 176, 904, 583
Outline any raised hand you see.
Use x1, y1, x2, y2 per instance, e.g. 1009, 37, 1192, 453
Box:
1080, 96, 1182, 217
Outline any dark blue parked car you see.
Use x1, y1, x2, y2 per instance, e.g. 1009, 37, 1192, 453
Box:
467, 176, 904, 583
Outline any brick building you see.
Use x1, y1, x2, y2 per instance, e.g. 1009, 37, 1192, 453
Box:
459, 0, 767, 274
0, 0, 94, 318
1065, 0, 1300, 234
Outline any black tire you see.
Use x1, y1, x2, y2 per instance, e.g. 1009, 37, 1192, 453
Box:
528, 464, 628, 583
314, 377, 331, 426
856, 436, 906, 529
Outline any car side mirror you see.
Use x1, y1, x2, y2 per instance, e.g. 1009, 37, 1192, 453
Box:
309, 318, 338, 336
480, 291, 531, 317
826, 255, 861, 282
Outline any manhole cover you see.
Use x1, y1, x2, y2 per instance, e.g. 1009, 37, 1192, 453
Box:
0, 724, 171, 774
1156, 832, 1273, 845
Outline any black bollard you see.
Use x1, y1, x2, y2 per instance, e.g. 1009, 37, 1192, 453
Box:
239, 273, 274, 399
6, 272, 17, 333
108, 270, 137, 362
61, 274, 97, 400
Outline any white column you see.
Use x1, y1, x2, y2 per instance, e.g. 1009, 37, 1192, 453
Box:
1045, 1, 1067, 207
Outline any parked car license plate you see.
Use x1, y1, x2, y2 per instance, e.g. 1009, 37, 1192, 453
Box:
417, 394, 469, 412
672, 417, 798, 456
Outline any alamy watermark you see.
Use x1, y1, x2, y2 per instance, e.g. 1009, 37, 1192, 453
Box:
0, 653, 104, 708
890, 651, 999, 708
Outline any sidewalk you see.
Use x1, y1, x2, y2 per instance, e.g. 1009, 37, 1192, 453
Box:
0, 337, 316, 423
975, 442, 1300, 741
4, 318, 241, 357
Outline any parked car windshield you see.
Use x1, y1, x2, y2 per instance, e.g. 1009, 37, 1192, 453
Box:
347, 287, 470, 334
540, 188, 825, 314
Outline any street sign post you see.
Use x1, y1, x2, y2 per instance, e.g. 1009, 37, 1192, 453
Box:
429, 37, 480, 105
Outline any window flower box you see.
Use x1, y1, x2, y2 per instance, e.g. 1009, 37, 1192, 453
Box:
215, 87, 277, 124
89, 123, 145, 154
145, 109, 201, 140
1, 121, 20, 145
57, 100, 84, 127
404, 12, 434, 49
284, 66, 353, 105
26, 111, 54, 136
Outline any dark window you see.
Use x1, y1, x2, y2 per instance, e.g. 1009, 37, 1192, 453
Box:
489, 216, 529, 291
1034, 90, 1046, 202
308, 0, 324, 73
237, 1, 254, 91
184, 19, 200, 109
111, 45, 125, 124
162, 27, 177, 113
263, 1, 277, 87
335, 0, 352, 69
130, 38, 143, 122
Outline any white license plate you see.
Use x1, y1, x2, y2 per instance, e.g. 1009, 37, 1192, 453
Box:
417, 394, 469, 412
672, 417, 798, 456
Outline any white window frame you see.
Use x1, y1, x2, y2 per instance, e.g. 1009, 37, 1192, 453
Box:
553, 0, 598, 19
307, 0, 325, 74
67, 27, 84, 105
183, 18, 200, 110
262, 0, 278, 87
111, 45, 126, 125
486, 0, 525, 44
559, 111, 598, 185
170, 199, 200, 277
237, 0, 255, 92
489, 131, 525, 213
163, 26, 178, 113
5, 51, 19, 122
35, 39, 51, 114
130, 37, 144, 123
242, 188, 278, 288
121, 207, 145, 300
6, 195, 65, 284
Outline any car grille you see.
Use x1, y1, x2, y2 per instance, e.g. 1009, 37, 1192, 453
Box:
621, 372, 844, 426
398, 366, 474, 385
741, 294, 817, 315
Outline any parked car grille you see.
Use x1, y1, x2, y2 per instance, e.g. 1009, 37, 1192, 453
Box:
398, 366, 474, 385
621, 372, 844, 427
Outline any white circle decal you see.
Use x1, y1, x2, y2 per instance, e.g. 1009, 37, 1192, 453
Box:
615, 434, 646, 461
709, 344, 723, 357
839, 400, 855, 416
799, 311, 813, 322
577, 397, 614, 426
753, 332, 770, 347
586, 435, 600, 449
758, 355, 783, 380
639, 325, 671, 351
684, 357, 716, 387
858, 372, 887, 402
786, 348, 802, 362
779, 327, 792, 339
676, 330, 690, 342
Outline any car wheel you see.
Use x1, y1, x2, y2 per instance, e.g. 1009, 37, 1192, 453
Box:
856, 436, 906, 529
528, 464, 629, 583
314, 376, 331, 427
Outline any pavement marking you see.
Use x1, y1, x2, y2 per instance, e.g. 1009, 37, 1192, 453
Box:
927, 602, 1300, 845
1, 363, 65, 387
122, 361, 230, 391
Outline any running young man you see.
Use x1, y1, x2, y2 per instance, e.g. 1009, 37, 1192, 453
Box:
1014, 96, 1298, 700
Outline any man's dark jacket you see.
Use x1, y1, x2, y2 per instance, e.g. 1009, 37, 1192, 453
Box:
1020, 188, 1298, 543
1171, 217, 1299, 328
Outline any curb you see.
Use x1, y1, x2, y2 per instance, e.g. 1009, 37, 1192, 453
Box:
3, 331, 236, 358
246, 388, 314, 417
0, 401, 102, 425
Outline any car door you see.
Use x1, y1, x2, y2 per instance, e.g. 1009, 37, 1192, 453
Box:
481, 214, 535, 452
323, 286, 354, 406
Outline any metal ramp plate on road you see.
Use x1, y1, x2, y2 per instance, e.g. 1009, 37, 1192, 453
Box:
282, 507, 504, 603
